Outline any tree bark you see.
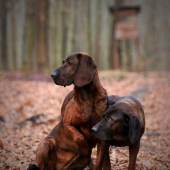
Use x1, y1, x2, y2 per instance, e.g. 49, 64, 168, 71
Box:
0, 0, 8, 69
109, 0, 123, 69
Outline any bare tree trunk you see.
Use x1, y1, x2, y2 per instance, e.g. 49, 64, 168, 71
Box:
15, 1, 26, 70
25, 0, 35, 71
109, 0, 123, 69
94, 0, 101, 65
56, 0, 64, 67
75, 0, 87, 52
0, 0, 8, 69
37, 0, 49, 71
48, 0, 57, 70
90, 0, 97, 61
63, 0, 75, 57
86, 0, 92, 56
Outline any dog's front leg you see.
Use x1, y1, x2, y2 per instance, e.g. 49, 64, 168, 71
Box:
102, 142, 111, 170
93, 140, 106, 170
128, 141, 140, 170
64, 124, 89, 155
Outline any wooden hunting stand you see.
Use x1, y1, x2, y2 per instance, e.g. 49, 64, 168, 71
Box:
109, 6, 141, 71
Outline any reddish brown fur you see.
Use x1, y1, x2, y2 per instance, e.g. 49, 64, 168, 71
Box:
29, 53, 107, 170
92, 95, 145, 170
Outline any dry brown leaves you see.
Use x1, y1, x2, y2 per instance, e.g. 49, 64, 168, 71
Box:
0, 71, 170, 170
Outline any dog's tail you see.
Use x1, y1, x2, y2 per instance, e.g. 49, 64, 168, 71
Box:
27, 164, 39, 170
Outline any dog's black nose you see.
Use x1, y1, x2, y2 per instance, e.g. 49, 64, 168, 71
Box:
51, 71, 57, 79
92, 125, 98, 133
92, 121, 101, 132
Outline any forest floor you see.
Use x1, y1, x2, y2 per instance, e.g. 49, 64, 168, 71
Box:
0, 71, 170, 170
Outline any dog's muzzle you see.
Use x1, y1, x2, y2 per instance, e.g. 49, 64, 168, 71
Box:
51, 71, 57, 79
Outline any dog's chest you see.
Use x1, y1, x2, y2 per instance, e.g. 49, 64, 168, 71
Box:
64, 98, 106, 126
63, 99, 93, 125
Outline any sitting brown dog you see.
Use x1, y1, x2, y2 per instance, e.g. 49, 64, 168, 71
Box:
28, 52, 107, 170
92, 95, 145, 170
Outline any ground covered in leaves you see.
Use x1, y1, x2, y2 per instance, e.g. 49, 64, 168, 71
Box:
0, 71, 170, 170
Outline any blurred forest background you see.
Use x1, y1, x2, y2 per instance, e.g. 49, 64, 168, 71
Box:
0, 0, 170, 72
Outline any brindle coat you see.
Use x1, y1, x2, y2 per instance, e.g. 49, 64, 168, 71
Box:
28, 52, 107, 170
92, 95, 145, 170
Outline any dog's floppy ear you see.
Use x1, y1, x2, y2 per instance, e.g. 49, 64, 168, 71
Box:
103, 97, 116, 117
128, 115, 141, 144
74, 53, 97, 87
107, 96, 116, 107
102, 109, 111, 117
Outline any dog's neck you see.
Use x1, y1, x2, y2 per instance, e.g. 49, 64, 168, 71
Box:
73, 73, 107, 114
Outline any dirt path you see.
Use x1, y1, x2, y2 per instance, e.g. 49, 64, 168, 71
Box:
0, 72, 170, 170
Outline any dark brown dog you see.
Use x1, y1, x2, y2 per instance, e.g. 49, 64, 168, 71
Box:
92, 95, 145, 170
28, 52, 107, 170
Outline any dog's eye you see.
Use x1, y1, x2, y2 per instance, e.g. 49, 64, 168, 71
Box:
67, 61, 72, 66
108, 116, 114, 123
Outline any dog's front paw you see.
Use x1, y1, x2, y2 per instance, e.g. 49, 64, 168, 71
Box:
27, 164, 39, 170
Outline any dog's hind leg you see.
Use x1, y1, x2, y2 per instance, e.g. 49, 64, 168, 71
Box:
128, 141, 140, 170
36, 137, 56, 170
62, 154, 80, 170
